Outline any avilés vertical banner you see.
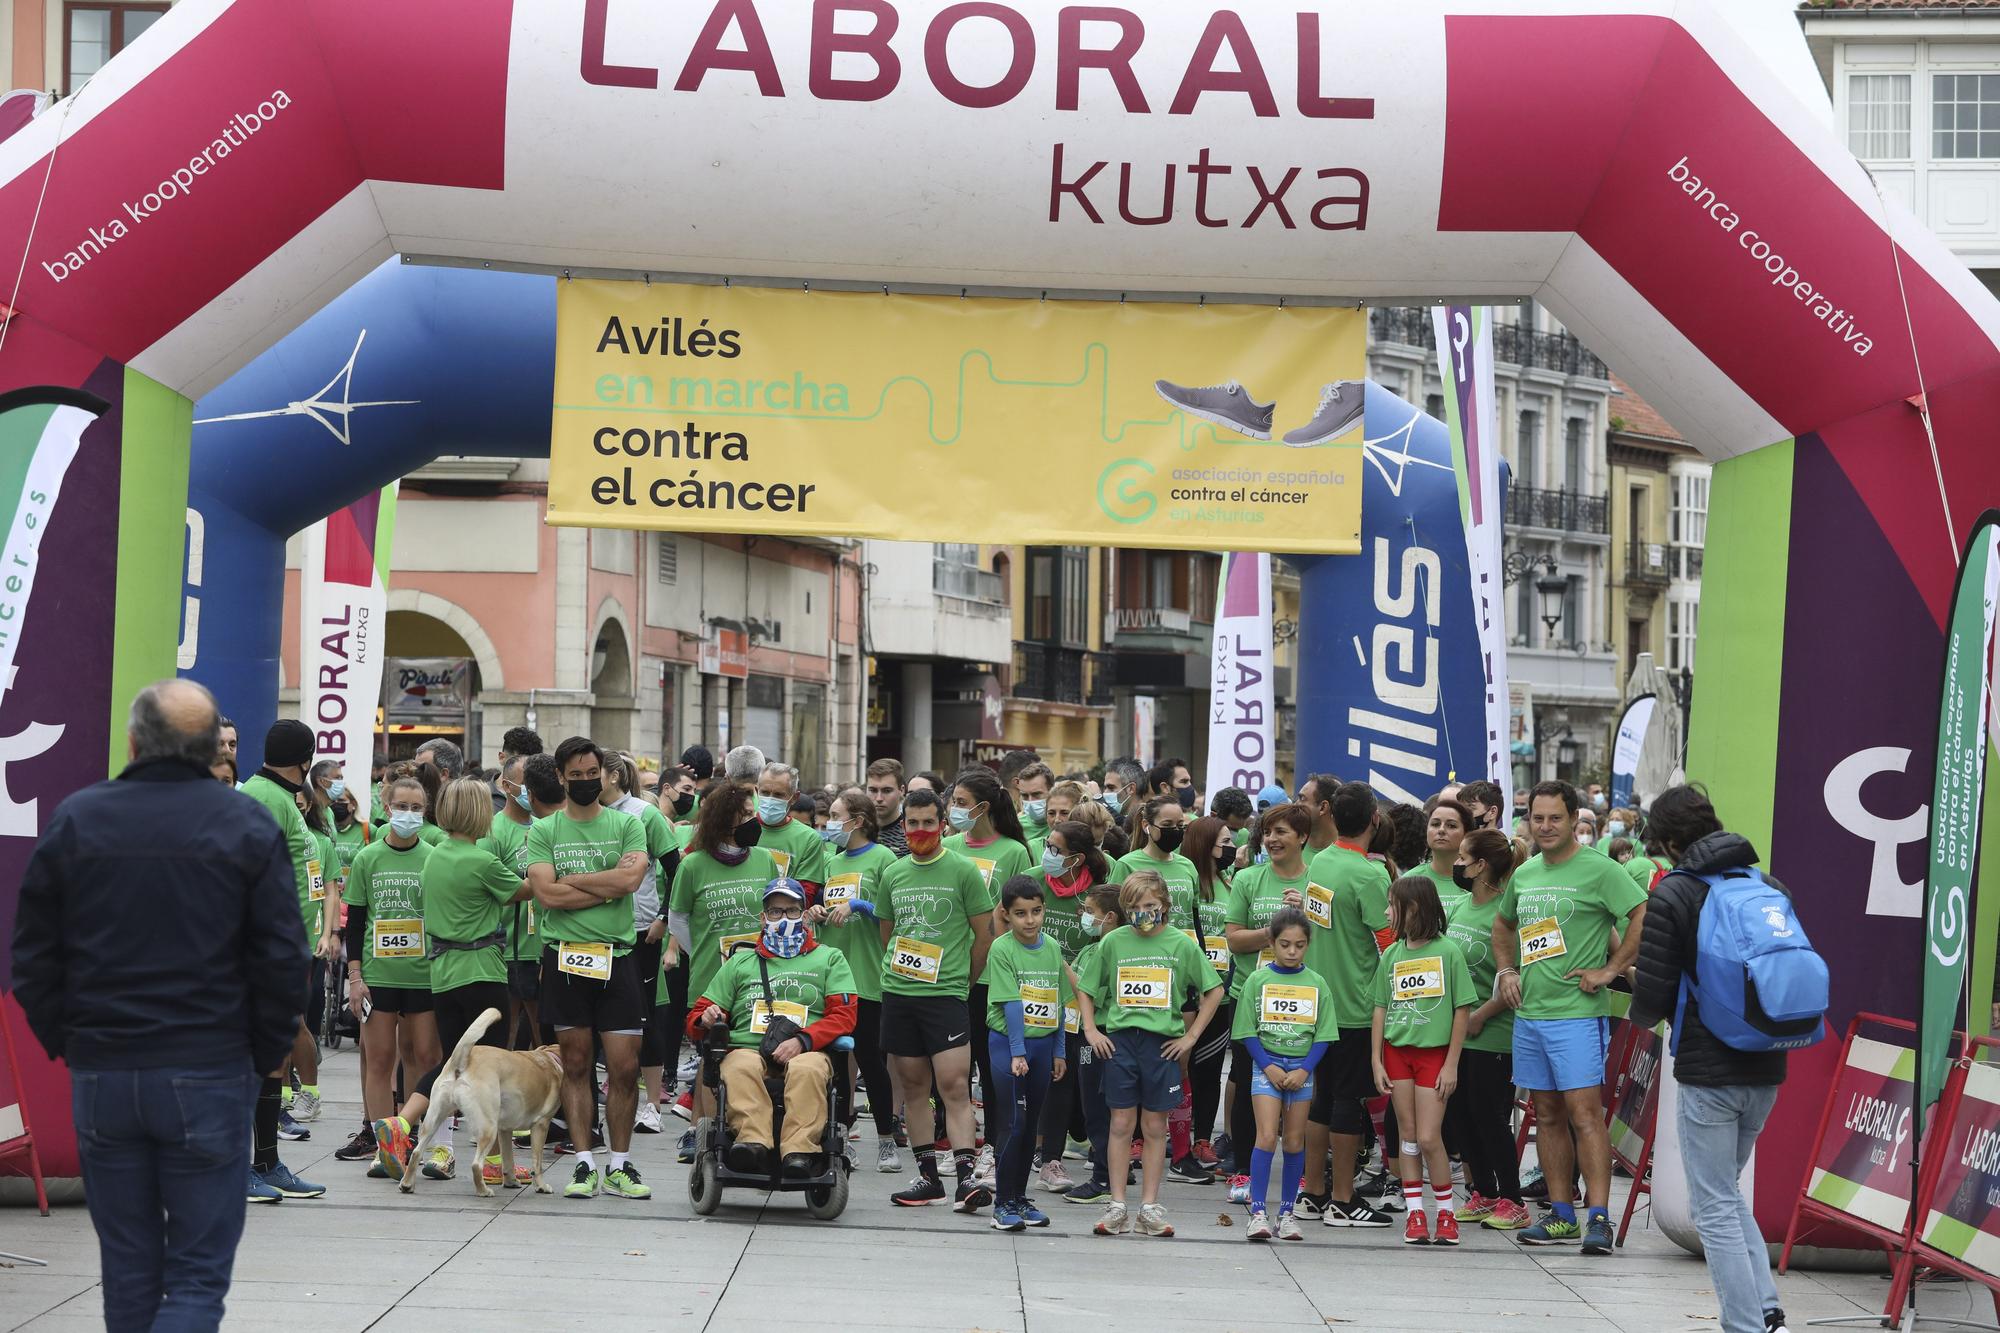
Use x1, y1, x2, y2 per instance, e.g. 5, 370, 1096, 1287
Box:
0, 388, 104, 719
299, 483, 397, 817
1920, 510, 2000, 1121
1431, 307, 1510, 807
1205, 551, 1275, 803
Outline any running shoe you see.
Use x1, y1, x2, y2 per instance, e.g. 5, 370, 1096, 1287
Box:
954, 1178, 993, 1213
1766, 1310, 1791, 1333
1153, 379, 1276, 440
1018, 1198, 1050, 1227
675, 1128, 696, 1164
1192, 1138, 1220, 1170
1291, 1190, 1330, 1220
1281, 379, 1367, 447
892, 1173, 947, 1206
1245, 1207, 1274, 1241
1065, 1178, 1110, 1205
1094, 1200, 1130, 1235
263, 1162, 326, 1198
1168, 1155, 1213, 1185
246, 1166, 284, 1204
1404, 1209, 1430, 1245
1128, 1138, 1143, 1163
1276, 1211, 1305, 1242
366, 1160, 391, 1180
1519, 1165, 1548, 1199
1434, 1212, 1461, 1246
1038, 1159, 1074, 1192
291, 1088, 322, 1122
1064, 1136, 1090, 1161
421, 1146, 456, 1180
334, 1126, 376, 1162
1457, 1191, 1497, 1222
671, 1090, 694, 1122
876, 1137, 902, 1173
973, 1143, 997, 1190
676, 1051, 700, 1084
564, 1163, 601, 1199
990, 1200, 1026, 1232
1482, 1198, 1533, 1230
1135, 1202, 1174, 1237
276, 1112, 309, 1142
371, 1116, 413, 1174
1322, 1197, 1393, 1228
1518, 1214, 1582, 1245
604, 1163, 651, 1199
482, 1157, 533, 1187
1581, 1213, 1614, 1255
1227, 1174, 1251, 1204
1373, 1178, 1406, 1212
634, 1101, 663, 1135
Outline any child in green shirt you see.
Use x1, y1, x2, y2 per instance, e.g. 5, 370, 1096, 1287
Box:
1231, 907, 1336, 1240
982, 875, 1072, 1231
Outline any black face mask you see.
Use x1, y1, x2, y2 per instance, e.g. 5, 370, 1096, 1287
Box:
1154, 826, 1185, 854
567, 777, 603, 807
733, 816, 763, 848
1452, 863, 1477, 891
1175, 785, 1197, 810
673, 790, 697, 817
1215, 848, 1236, 876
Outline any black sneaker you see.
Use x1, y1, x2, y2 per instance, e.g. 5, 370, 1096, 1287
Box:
333, 1126, 377, 1162
892, 1173, 947, 1206
954, 1178, 993, 1213
1168, 1155, 1213, 1184
1322, 1197, 1394, 1228
1765, 1310, 1790, 1333
1291, 1190, 1331, 1220
1520, 1166, 1548, 1200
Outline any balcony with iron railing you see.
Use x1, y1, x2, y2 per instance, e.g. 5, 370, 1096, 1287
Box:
1670, 544, 1704, 581
1625, 539, 1670, 586
1013, 641, 1115, 707
1368, 307, 1610, 380
932, 558, 1005, 610
1506, 486, 1610, 535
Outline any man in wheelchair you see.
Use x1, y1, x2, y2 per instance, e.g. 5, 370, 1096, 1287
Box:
686, 879, 858, 1178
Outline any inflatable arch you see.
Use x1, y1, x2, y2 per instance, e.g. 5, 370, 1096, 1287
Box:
0, 0, 1994, 1251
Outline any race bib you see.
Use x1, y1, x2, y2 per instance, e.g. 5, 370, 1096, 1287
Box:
373, 918, 424, 959
1392, 957, 1445, 1000
308, 858, 326, 903
1260, 983, 1317, 1026
1019, 982, 1059, 1031
1204, 936, 1230, 974
1063, 1004, 1081, 1034
823, 873, 861, 908
1256, 947, 1276, 969
524, 903, 536, 936
1116, 965, 1171, 1010
720, 931, 759, 958
557, 941, 612, 979
1520, 917, 1567, 966
890, 936, 942, 983
1304, 881, 1333, 929
972, 857, 996, 887
769, 849, 792, 877
750, 998, 810, 1033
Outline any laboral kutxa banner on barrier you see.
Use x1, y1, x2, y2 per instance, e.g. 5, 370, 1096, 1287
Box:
1919, 1059, 2000, 1276
547, 281, 1365, 552
1806, 1035, 1919, 1234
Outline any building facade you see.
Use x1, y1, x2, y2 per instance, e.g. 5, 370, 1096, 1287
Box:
1606, 376, 1709, 702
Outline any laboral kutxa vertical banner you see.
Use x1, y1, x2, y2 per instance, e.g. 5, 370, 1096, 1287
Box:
1205, 551, 1275, 802
546, 282, 1365, 552
299, 483, 396, 815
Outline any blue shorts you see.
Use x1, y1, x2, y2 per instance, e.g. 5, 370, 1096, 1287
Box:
1101, 1028, 1184, 1112
1512, 1016, 1609, 1093
1249, 1056, 1314, 1105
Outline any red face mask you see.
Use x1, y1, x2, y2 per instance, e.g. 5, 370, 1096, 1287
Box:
906, 827, 942, 857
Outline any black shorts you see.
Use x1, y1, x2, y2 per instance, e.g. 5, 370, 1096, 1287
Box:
368, 984, 434, 1015
507, 958, 541, 1000
539, 944, 647, 1035
1309, 1027, 1379, 1125
878, 993, 972, 1059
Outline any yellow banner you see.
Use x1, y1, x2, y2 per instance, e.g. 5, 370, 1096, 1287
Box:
548, 281, 1364, 552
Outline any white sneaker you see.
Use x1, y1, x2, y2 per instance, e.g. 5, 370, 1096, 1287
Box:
290, 1089, 322, 1122
973, 1143, 996, 1190
634, 1100, 663, 1135
877, 1138, 903, 1173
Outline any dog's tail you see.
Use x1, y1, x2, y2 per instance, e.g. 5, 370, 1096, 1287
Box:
442, 1007, 504, 1082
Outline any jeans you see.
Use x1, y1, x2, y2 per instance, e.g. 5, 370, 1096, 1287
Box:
1677, 1082, 1782, 1333
986, 1030, 1057, 1202
73, 1064, 258, 1333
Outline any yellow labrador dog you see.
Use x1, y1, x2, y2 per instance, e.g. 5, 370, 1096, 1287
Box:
399, 1007, 563, 1197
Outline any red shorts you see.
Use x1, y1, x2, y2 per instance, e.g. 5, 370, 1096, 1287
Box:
1381, 1043, 1448, 1088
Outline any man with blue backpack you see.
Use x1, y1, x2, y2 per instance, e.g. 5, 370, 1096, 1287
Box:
1631, 784, 1827, 1333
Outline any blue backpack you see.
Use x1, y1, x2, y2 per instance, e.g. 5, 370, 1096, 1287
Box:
1674, 866, 1828, 1054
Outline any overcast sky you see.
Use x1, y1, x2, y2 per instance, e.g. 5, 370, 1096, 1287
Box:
1724, 0, 1835, 126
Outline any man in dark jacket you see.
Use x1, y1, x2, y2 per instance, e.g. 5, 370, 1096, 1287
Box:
11, 679, 309, 1332
1629, 785, 1790, 1333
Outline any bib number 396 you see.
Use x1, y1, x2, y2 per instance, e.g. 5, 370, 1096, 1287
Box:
890, 936, 942, 984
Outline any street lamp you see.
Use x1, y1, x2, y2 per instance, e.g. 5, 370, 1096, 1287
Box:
1535, 569, 1569, 641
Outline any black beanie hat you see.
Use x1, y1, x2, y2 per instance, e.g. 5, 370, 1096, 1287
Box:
265, 719, 315, 769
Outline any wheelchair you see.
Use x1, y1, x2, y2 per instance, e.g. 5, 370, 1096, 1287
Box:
687, 1023, 853, 1220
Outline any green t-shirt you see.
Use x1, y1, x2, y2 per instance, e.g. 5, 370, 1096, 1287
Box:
756, 815, 827, 886
699, 942, 856, 1050
1303, 843, 1392, 1030
341, 837, 433, 989
1445, 892, 1514, 1055
1223, 862, 1309, 999
876, 848, 997, 1001
1626, 854, 1670, 893
1041, 879, 1092, 963
1079, 924, 1220, 1037
423, 837, 524, 991
1375, 936, 1477, 1049
820, 841, 898, 1002
329, 820, 369, 897
982, 932, 1075, 1037
308, 828, 337, 943
479, 812, 540, 961
1108, 848, 1203, 932
1231, 963, 1338, 1058
667, 845, 782, 1002
1192, 890, 1233, 986
241, 774, 320, 946
1410, 861, 1468, 916
1497, 844, 1650, 1020
418, 822, 447, 847
525, 807, 645, 948
944, 832, 1034, 898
